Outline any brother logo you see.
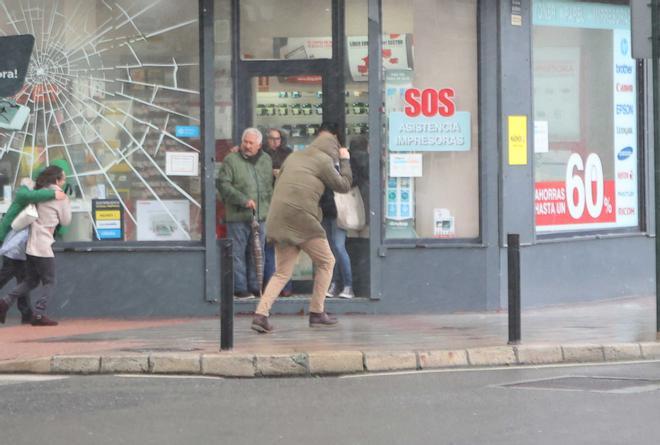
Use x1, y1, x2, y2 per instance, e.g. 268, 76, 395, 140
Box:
616, 64, 633, 74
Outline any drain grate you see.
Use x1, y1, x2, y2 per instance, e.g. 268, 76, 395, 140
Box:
502, 376, 660, 394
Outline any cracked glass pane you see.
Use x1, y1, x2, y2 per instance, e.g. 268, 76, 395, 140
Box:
0, 0, 201, 242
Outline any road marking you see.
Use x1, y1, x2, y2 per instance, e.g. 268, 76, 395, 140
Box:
340, 359, 660, 379
0, 375, 69, 386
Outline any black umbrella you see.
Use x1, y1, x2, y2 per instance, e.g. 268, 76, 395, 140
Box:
251, 210, 264, 297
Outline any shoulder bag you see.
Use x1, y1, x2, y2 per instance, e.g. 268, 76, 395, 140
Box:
11, 203, 38, 231
334, 186, 366, 231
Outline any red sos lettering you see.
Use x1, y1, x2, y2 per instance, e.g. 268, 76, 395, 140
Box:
404, 88, 456, 117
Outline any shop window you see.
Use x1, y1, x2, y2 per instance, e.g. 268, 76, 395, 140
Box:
239, 0, 332, 60
382, 0, 479, 240
0, 0, 202, 242
533, 0, 639, 233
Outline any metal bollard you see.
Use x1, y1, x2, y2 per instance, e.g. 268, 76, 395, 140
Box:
507, 233, 521, 345
219, 238, 234, 351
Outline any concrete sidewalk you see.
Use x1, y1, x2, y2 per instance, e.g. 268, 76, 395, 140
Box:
0, 296, 659, 377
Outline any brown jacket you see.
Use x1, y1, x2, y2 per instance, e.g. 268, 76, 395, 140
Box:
26, 185, 72, 258
266, 133, 352, 245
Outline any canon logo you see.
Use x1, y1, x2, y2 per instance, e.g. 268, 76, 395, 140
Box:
616, 83, 633, 93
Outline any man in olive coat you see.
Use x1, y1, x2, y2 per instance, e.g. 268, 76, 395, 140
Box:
252, 123, 352, 333
217, 128, 273, 299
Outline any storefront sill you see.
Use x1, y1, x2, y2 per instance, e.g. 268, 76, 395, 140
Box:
55, 245, 206, 253
382, 242, 487, 250
533, 231, 650, 246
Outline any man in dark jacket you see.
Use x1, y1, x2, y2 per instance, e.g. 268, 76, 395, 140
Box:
251, 123, 352, 333
217, 128, 273, 299
262, 128, 294, 296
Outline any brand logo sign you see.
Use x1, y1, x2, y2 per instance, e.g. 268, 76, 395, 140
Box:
616, 104, 634, 115
616, 83, 633, 93
617, 146, 634, 161
616, 64, 633, 74
620, 38, 628, 56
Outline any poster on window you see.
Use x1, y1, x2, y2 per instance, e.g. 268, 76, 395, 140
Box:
346, 34, 412, 82
136, 200, 191, 241
535, 28, 637, 232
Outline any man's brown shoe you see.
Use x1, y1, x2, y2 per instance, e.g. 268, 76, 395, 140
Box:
31, 315, 58, 326
0, 299, 8, 324
309, 311, 338, 327
251, 314, 273, 333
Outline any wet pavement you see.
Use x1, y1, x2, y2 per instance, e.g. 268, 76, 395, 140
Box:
0, 296, 657, 362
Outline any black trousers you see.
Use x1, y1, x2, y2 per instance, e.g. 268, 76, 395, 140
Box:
7, 255, 56, 317
0, 256, 30, 318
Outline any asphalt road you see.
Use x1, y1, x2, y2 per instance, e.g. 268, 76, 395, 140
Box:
1, 361, 659, 445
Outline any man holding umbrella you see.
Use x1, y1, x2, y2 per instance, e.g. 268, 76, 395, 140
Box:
217, 128, 273, 299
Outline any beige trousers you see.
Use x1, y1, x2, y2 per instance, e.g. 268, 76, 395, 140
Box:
255, 237, 335, 316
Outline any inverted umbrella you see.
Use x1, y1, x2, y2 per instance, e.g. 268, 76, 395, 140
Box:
251, 210, 264, 297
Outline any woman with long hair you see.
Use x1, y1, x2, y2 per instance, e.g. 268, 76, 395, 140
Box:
0, 165, 71, 326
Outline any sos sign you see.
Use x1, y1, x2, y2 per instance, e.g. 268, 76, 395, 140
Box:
404, 88, 456, 118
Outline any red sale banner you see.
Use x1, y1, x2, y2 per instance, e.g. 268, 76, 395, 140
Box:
535, 180, 616, 226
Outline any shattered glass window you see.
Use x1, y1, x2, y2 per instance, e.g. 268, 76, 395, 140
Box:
0, 0, 202, 242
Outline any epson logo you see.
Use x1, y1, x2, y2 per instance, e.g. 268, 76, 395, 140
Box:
616, 104, 634, 115
617, 146, 634, 161
616, 64, 633, 74
616, 127, 633, 135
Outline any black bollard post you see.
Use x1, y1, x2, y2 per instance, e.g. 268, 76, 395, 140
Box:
219, 238, 234, 351
507, 233, 521, 345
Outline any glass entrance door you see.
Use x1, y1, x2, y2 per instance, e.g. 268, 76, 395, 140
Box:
250, 74, 326, 292
252, 75, 324, 151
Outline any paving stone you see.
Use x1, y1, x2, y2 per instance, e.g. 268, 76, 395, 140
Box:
149, 353, 201, 374
307, 351, 364, 375
0, 358, 51, 374
52, 356, 100, 374
255, 354, 308, 377
561, 344, 604, 363
639, 342, 660, 359
515, 345, 563, 365
467, 346, 516, 366
363, 351, 417, 372
418, 350, 468, 369
202, 354, 255, 377
100, 355, 149, 373
603, 343, 642, 361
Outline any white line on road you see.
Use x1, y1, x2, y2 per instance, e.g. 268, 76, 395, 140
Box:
340, 359, 660, 379
0, 375, 69, 386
